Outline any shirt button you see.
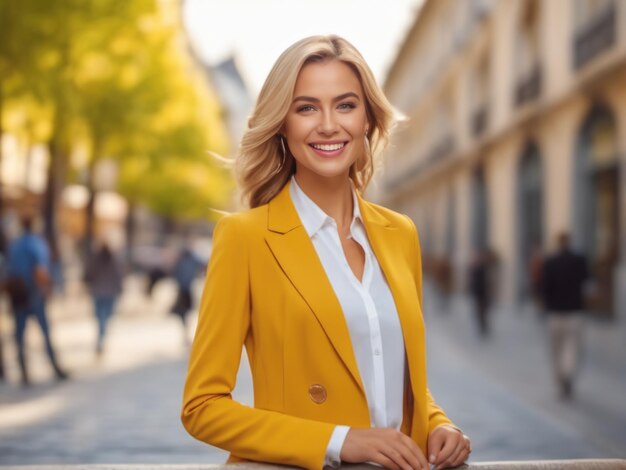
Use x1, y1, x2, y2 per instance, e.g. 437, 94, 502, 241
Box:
374, 349, 381, 356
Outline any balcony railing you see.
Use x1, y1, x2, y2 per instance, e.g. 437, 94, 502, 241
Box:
14, 460, 626, 470
574, 3, 617, 69
514, 64, 542, 107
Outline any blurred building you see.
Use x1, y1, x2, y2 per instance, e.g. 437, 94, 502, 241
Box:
204, 56, 253, 146
379, 0, 625, 318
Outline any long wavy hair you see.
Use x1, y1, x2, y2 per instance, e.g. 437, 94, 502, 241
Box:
236, 35, 396, 208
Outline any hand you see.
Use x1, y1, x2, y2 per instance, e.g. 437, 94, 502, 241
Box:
427, 425, 471, 469
33, 266, 52, 295
340, 427, 430, 470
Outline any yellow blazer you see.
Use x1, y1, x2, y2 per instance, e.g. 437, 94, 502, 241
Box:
181, 181, 454, 469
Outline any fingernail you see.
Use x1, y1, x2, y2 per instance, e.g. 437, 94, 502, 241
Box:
429, 454, 435, 463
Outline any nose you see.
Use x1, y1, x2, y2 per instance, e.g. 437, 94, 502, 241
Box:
317, 109, 339, 136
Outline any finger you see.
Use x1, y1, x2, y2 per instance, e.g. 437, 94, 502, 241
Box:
373, 451, 403, 470
450, 442, 471, 468
427, 430, 446, 464
433, 434, 458, 466
380, 445, 415, 470
394, 440, 425, 470
399, 434, 429, 469
437, 442, 466, 470
394, 444, 421, 470
465, 435, 472, 454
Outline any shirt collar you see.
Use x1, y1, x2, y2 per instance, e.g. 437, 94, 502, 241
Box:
289, 176, 362, 238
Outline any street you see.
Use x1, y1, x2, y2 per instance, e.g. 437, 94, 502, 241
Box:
0, 275, 624, 465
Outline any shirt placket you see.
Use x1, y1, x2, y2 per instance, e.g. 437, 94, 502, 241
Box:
351, 224, 388, 427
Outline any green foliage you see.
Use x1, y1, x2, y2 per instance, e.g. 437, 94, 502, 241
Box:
0, 0, 232, 220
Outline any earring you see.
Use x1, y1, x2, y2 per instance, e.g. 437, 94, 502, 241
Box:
280, 135, 287, 164
271, 135, 287, 177
363, 134, 372, 159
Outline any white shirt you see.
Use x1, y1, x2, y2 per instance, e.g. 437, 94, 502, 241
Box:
289, 177, 406, 468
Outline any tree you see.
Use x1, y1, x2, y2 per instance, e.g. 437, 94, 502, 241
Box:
0, 0, 232, 260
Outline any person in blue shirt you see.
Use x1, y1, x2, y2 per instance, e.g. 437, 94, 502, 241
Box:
6, 216, 68, 386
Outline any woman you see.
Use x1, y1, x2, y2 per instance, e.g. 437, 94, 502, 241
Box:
182, 35, 470, 470
84, 243, 123, 355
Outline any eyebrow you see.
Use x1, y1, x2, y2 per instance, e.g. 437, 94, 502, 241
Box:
292, 92, 361, 104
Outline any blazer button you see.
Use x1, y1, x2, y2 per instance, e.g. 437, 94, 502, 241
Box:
308, 384, 327, 404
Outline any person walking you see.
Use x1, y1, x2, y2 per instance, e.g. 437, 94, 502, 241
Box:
0, 233, 6, 382
541, 232, 589, 399
5, 216, 67, 386
170, 245, 203, 345
468, 248, 496, 338
182, 35, 470, 470
84, 242, 124, 355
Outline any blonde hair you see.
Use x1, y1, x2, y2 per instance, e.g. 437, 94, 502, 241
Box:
236, 35, 396, 208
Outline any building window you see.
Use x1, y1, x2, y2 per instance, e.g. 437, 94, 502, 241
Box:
427, 95, 455, 164
573, 0, 616, 68
573, 105, 620, 316
471, 52, 490, 137
514, 0, 542, 106
516, 142, 544, 300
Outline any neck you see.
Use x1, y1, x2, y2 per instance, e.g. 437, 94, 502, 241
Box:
294, 172, 354, 230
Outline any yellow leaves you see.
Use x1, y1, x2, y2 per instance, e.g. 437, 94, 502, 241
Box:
110, 36, 134, 56
37, 49, 62, 70
118, 152, 233, 219
137, 13, 159, 34
3, 95, 53, 141
2, 0, 235, 220
75, 51, 113, 85
119, 63, 142, 90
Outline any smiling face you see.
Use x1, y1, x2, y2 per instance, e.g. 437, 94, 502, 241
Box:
282, 59, 369, 187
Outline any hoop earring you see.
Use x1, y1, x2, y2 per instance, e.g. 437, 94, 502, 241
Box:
271, 135, 287, 177
280, 136, 287, 166
363, 134, 372, 165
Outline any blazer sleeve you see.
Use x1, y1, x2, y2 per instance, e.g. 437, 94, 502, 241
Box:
404, 215, 456, 434
181, 215, 335, 469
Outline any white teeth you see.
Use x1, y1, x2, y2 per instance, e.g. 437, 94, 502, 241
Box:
311, 142, 345, 151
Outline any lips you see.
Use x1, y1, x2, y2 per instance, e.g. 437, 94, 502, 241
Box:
308, 141, 348, 158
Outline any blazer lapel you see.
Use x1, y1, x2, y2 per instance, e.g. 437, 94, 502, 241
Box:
358, 196, 426, 401
265, 182, 365, 395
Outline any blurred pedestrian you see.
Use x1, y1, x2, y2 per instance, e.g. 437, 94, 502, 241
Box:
170, 245, 203, 345
527, 244, 544, 309
84, 242, 124, 355
468, 248, 496, 338
541, 232, 589, 399
49, 244, 65, 297
0, 332, 4, 382
0, 252, 6, 382
4, 216, 68, 386
146, 265, 167, 297
435, 256, 453, 313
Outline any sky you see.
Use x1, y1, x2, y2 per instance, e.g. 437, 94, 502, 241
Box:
182, 0, 423, 95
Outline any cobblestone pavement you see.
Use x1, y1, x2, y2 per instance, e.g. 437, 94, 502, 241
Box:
0, 275, 624, 466
423, 280, 626, 461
